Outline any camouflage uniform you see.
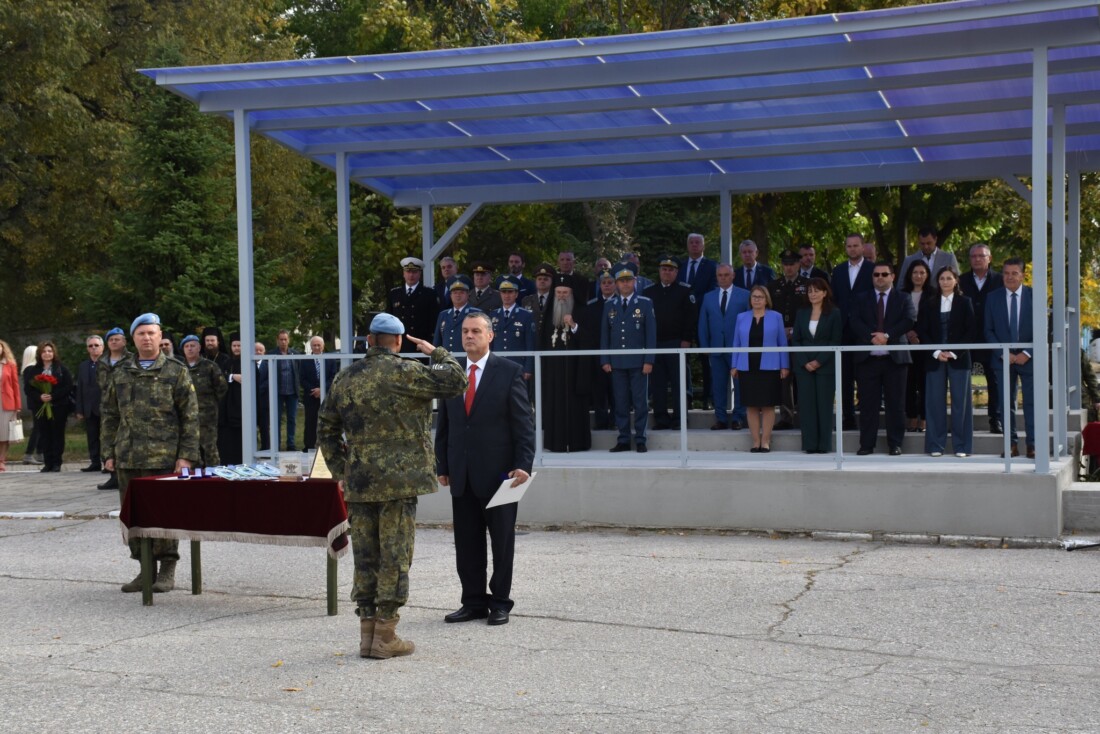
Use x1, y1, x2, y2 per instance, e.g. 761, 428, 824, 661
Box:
186, 356, 228, 467
317, 345, 466, 618
101, 353, 200, 561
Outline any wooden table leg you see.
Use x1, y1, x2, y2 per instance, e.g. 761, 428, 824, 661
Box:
141, 538, 153, 607
191, 540, 202, 595
326, 555, 337, 616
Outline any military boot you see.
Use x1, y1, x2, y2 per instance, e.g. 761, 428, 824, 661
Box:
152, 560, 176, 593
121, 562, 154, 593
369, 617, 414, 659
359, 617, 376, 658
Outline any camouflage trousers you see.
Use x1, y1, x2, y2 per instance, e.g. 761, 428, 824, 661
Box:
117, 467, 180, 562
348, 498, 417, 619
198, 436, 220, 468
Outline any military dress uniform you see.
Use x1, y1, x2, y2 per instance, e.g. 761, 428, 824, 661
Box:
600, 268, 657, 451
101, 352, 200, 565
489, 280, 536, 376
768, 270, 810, 428
435, 305, 481, 353
317, 332, 466, 628
644, 273, 696, 429
186, 356, 229, 467
386, 282, 439, 354
469, 286, 503, 312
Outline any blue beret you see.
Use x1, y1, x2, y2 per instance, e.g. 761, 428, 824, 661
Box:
129, 313, 161, 335
369, 313, 406, 335
105, 327, 124, 339
180, 335, 199, 347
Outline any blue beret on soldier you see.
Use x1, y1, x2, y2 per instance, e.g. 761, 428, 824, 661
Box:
105, 327, 124, 339
369, 313, 406, 335
130, 313, 161, 335
179, 335, 199, 348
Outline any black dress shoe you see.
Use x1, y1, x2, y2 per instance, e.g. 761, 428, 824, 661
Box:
97, 477, 119, 490
989, 421, 1003, 434
487, 609, 509, 626
750, 447, 761, 453
635, 444, 647, 453
80, 465, 102, 473
730, 420, 744, 430
609, 443, 631, 453
856, 448, 873, 456
889, 446, 902, 456
709, 421, 728, 431
444, 606, 489, 623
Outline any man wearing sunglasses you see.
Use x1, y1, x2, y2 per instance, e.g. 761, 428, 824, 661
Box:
850, 262, 916, 456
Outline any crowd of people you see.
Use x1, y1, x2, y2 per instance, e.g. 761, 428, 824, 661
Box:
384, 229, 1034, 458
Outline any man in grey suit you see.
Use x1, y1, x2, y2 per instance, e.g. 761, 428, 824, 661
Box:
899, 225, 960, 286
436, 312, 535, 627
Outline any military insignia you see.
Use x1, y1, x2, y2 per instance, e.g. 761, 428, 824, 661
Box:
609, 310, 616, 320
689, 295, 696, 304
634, 308, 641, 316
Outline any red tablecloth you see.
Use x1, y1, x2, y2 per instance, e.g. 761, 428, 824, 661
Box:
119, 476, 350, 559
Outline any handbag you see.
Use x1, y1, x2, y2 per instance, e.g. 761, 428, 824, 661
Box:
8, 415, 24, 443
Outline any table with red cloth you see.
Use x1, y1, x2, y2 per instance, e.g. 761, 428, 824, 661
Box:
119, 475, 350, 614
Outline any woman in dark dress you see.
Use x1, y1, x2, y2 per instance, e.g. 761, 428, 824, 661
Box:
23, 340, 74, 472
792, 278, 843, 454
539, 277, 592, 452
730, 285, 789, 452
901, 260, 935, 433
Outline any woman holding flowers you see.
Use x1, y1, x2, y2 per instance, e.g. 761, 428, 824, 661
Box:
23, 340, 73, 473
0, 340, 22, 471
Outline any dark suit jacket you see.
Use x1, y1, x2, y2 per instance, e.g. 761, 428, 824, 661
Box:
849, 288, 916, 365
75, 359, 101, 416
959, 270, 1003, 345
791, 308, 843, 374
984, 286, 1034, 373
299, 354, 339, 395
733, 264, 776, 290
830, 259, 875, 319
678, 257, 718, 301
435, 353, 535, 499
916, 294, 978, 369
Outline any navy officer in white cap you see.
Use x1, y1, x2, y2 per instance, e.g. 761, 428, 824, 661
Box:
386, 256, 439, 353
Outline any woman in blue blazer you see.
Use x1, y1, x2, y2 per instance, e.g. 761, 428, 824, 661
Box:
916, 267, 978, 457
791, 278, 843, 453
730, 285, 789, 452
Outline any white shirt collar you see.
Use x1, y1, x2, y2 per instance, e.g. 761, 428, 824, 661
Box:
468, 352, 489, 373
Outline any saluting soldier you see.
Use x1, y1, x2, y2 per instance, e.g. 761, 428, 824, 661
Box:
101, 313, 200, 595
468, 261, 503, 312
179, 334, 228, 467
601, 262, 657, 453
489, 275, 536, 381
434, 275, 481, 353
643, 254, 697, 430
386, 256, 439, 354
318, 313, 467, 659
767, 250, 810, 430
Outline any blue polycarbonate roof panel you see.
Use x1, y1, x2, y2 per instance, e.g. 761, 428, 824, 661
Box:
142, 0, 1100, 204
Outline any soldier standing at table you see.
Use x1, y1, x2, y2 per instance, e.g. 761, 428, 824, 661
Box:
180, 334, 228, 468
318, 313, 467, 660
768, 250, 810, 430
102, 313, 199, 594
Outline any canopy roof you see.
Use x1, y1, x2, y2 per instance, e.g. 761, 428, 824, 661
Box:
143, 0, 1100, 206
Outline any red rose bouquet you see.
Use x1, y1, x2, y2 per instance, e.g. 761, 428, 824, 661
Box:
33, 373, 59, 419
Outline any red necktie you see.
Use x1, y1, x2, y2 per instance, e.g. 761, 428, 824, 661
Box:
465, 364, 478, 415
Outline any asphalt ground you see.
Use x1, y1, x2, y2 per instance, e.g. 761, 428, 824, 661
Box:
1, 464, 1098, 733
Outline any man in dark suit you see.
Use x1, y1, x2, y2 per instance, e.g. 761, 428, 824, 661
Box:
733, 239, 776, 291
495, 252, 536, 302
300, 335, 340, 451
254, 341, 270, 451
850, 261, 916, 455
959, 243, 1005, 434
435, 256, 458, 311
984, 258, 1034, 458
644, 255, 696, 430
831, 232, 875, 430
75, 335, 104, 472
436, 312, 535, 626
698, 263, 750, 430
469, 261, 503, 312
387, 256, 439, 353
798, 244, 830, 281
679, 233, 718, 410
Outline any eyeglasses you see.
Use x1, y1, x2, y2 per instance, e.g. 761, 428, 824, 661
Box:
872, 273, 891, 278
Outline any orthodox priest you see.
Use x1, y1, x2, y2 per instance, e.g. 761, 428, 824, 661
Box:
539, 275, 591, 452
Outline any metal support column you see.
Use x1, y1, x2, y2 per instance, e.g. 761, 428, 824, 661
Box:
720, 190, 732, 264
1051, 104, 1068, 457
1069, 170, 1083, 410
336, 153, 353, 365
1031, 48, 1051, 473
422, 206, 435, 288
233, 109, 258, 464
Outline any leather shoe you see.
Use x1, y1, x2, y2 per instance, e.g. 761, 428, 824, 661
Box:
1001, 446, 1020, 458
989, 420, 1003, 435
609, 443, 631, 453
856, 448, 873, 456
1026, 447, 1035, 459
80, 465, 102, 473
98, 477, 119, 490
709, 421, 728, 431
889, 446, 902, 456
774, 421, 794, 430
635, 444, 647, 453
444, 606, 488, 623
730, 420, 744, 430
487, 609, 509, 626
